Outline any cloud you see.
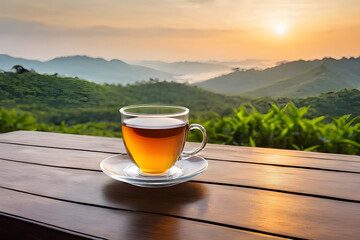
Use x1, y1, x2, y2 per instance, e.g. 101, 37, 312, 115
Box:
0, 17, 235, 38
0, 17, 55, 35
186, 0, 215, 4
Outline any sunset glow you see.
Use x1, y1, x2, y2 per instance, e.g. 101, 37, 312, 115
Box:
275, 25, 287, 35
0, 0, 359, 62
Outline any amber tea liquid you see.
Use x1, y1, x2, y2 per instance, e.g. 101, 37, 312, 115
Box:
122, 117, 188, 175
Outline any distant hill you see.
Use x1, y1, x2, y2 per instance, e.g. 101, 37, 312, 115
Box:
1, 72, 360, 125
195, 57, 360, 97
244, 64, 360, 98
294, 88, 360, 119
207, 59, 276, 69
195, 59, 321, 94
0, 54, 174, 84
134, 60, 230, 75
0, 72, 249, 124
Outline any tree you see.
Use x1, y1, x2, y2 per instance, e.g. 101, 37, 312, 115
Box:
12, 65, 30, 74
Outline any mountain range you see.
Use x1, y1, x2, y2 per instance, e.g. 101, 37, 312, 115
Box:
196, 57, 360, 97
0, 54, 233, 84
132, 60, 230, 75
130, 60, 232, 83
1, 54, 360, 98
0, 54, 177, 84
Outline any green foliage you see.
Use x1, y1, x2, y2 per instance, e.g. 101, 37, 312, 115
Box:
293, 89, 360, 119
2, 72, 360, 125
0, 108, 37, 133
0, 72, 249, 124
1, 104, 359, 154
193, 104, 360, 155
38, 121, 123, 138
1, 72, 360, 155
0, 72, 105, 107
0, 108, 122, 138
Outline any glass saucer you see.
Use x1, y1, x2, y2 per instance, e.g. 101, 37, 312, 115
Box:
100, 154, 208, 188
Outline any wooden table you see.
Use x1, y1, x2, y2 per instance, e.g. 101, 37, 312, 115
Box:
0, 131, 359, 239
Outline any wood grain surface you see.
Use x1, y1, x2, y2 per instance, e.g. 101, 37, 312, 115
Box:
1, 189, 275, 240
0, 131, 359, 239
0, 212, 97, 240
1, 131, 359, 172
1, 143, 359, 202
1, 160, 360, 239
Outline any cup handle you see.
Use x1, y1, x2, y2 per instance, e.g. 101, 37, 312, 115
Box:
181, 124, 208, 159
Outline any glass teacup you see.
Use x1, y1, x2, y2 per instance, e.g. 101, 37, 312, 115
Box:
120, 105, 207, 175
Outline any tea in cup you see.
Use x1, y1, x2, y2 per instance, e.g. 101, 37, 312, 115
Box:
120, 105, 207, 175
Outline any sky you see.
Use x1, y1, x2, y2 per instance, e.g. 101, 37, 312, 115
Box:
0, 0, 360, 62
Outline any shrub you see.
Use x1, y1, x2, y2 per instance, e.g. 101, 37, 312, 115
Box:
1, 105, 359, 155
0, 108, 37, 133
195, 104, 360, 155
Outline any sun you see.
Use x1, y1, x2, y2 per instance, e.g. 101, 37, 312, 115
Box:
275, 25, 287, 35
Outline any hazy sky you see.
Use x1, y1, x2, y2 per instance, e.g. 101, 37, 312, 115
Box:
0, 0, 360, 62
